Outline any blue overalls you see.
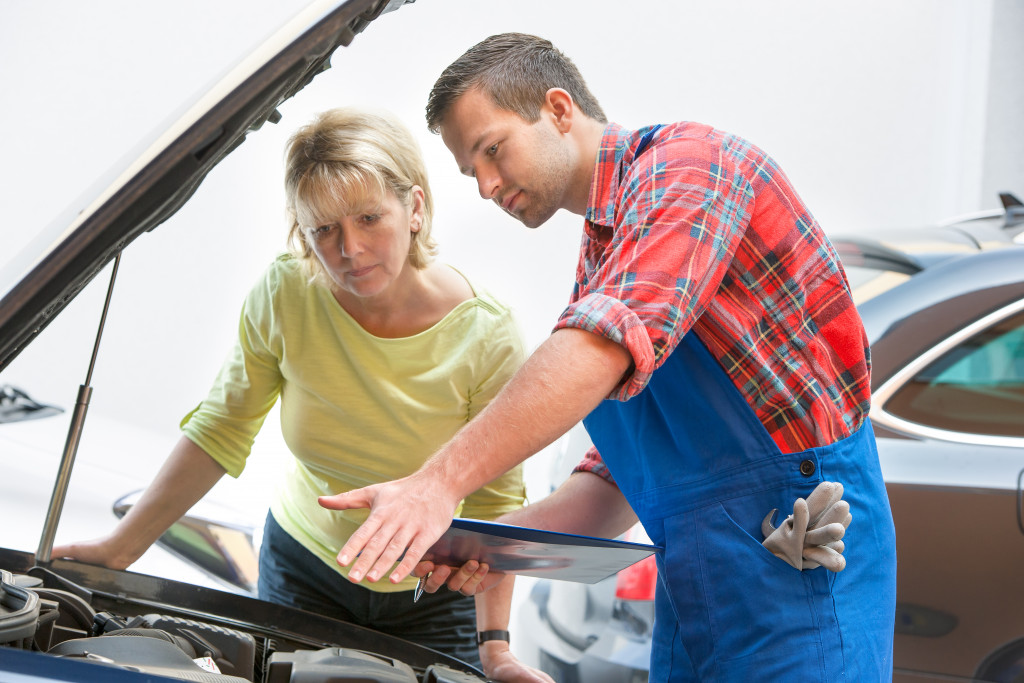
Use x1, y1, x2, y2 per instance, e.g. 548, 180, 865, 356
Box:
584, 332, 897, 681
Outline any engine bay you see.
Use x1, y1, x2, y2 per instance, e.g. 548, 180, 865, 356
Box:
1, 552, 485, 683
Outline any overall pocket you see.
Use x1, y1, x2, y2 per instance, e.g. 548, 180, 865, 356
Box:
658, 490, 844, 681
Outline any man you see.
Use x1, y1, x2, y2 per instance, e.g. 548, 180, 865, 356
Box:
320, 33, 897, 681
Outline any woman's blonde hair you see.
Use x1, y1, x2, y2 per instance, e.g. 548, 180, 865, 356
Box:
284, 107, 437, 283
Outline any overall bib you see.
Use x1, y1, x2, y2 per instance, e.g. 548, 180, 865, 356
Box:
584, 332, 897, 682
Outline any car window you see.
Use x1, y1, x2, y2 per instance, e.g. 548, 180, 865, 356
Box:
884, 309, 1024, 438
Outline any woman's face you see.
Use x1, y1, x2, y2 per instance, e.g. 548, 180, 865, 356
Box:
301, 185, 424, 302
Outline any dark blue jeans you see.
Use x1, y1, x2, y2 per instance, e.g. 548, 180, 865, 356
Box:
257, 511, 480, 667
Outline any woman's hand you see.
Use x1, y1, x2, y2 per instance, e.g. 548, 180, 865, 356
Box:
51, 534, 138, 570
480, 641, 556, 683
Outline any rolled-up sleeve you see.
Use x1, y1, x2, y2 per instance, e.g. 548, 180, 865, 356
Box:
554, 292, 656, 401
181, 277, 283, 478
572, 444, 617, 485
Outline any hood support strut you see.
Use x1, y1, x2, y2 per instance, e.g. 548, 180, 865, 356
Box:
36, 253, 122, 563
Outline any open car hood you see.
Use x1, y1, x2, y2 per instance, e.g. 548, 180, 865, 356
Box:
0, 0, 412, 373
0, 2, 495, 679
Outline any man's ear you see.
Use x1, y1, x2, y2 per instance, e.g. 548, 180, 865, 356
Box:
544, 88, 575, 133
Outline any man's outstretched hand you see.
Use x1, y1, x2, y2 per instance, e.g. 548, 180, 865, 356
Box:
318, 472, 461, 584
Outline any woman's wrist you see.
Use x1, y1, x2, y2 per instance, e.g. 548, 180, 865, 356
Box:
479, 636, 513, 669
477, 629, 510, 645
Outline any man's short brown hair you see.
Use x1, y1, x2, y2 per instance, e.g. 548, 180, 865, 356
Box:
426, 33, 607, 133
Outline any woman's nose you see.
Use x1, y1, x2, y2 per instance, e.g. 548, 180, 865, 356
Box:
339, 228, 361, 257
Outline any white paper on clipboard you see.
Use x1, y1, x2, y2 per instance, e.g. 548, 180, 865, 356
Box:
422, 518, 661, 584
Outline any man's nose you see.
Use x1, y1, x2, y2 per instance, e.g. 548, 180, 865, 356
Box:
476, 167, 500, 201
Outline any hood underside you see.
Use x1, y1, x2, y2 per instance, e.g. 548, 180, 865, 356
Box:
0, 0, 411, 373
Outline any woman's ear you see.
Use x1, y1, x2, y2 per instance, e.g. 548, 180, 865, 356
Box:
409, 185, 426, 232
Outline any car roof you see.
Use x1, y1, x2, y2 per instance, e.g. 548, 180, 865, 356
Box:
833, 193, 1024, 274
831, 195, 1024, 348
864, 247, 1022, 339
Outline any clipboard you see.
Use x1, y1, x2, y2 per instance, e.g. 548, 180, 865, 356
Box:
422, 518, 661, 584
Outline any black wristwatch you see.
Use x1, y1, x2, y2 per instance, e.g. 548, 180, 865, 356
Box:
477, 629, 510, 645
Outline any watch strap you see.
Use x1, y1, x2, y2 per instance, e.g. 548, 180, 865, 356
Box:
477, 629, 510, 645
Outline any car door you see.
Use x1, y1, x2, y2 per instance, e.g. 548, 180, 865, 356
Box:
872, 301, 1024, 682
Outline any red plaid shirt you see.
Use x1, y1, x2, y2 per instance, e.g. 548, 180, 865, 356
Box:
556, 123, 871, 479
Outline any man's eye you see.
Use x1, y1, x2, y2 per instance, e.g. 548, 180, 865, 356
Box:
486, 144, 498, 156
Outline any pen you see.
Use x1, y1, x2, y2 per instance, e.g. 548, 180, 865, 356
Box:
413, 573, 430, 603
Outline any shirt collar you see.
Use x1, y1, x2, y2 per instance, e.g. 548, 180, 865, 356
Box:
585, 122, 630, 234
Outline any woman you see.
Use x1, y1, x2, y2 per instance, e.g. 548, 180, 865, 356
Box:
53, 107, 552, 682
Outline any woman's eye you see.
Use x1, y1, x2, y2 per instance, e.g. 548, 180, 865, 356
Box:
312, 225, 332, 239
487, 143, 498, 156
361, 214, 380, 224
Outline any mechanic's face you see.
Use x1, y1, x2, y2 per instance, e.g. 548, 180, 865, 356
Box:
440, 87, 572, 229
301, 186, 423, 301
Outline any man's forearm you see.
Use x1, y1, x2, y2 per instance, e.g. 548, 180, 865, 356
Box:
324, 327, 633, 585
500, 471, 639, 540
420, 327, 632, 502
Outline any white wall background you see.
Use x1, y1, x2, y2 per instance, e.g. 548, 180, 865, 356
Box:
0, 0, 1020, 618
982, 1, 1024, 201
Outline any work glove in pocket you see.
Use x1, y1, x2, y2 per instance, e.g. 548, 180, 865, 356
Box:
761, 481, 852, 571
